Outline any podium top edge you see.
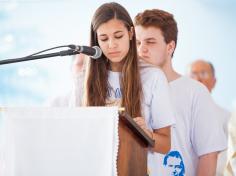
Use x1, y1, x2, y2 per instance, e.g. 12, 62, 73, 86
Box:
0, 107, 125, 113
118, 107, 125, 112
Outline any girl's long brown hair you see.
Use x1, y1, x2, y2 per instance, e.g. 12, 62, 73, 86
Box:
85, 2, 143, 117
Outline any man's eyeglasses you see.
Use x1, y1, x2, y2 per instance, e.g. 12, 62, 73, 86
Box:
190, 71, 211, 79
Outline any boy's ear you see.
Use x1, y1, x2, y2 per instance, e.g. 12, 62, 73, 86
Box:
167, 40, 176, 56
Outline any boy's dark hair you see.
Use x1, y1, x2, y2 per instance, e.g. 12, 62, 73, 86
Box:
134, 9, 178, 56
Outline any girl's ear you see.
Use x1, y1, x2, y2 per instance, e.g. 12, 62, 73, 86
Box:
129, 27, 134, 40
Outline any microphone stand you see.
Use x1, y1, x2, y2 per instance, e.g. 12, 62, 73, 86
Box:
0, 49, 79, 65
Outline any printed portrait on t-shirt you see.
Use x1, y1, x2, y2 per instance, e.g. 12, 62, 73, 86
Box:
163, 150, 185, 176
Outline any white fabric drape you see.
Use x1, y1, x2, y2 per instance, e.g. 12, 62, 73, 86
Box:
0, 107, 119, 176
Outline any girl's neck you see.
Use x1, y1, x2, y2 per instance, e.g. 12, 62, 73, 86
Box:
109, 61, 124, 72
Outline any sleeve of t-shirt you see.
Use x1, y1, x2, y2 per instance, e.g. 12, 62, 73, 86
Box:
45, 71, 85, 107
191, 85, 228, 156
69, 72, 85, 106
150, 69, 175, 130
45, 94, 71, 107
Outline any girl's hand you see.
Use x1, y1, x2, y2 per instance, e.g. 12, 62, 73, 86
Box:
133, 117, 153, 139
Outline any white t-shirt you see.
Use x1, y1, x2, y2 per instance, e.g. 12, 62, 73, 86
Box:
108, 67, 175, 176
51, 65, 175, 175
148, 76, 228, 176
54, 64, 175, 129
51, 61, 174, 127
106, 67, 175, 130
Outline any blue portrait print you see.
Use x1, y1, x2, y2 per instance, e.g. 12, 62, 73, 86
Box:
163, 150, 185, 176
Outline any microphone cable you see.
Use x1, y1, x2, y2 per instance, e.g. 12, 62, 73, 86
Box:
26, 45, 77, 57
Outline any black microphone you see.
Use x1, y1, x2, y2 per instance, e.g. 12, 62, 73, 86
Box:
68, 45, 102, 59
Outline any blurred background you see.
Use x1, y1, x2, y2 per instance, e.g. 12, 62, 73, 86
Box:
0, 0, 235, 111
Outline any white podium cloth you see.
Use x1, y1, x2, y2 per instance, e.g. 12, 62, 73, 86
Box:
0, 107, 119, 176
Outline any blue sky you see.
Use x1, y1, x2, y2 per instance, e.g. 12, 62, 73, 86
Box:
0, 0, 236, 111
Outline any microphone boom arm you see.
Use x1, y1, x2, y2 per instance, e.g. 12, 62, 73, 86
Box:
0, 49, 79, 65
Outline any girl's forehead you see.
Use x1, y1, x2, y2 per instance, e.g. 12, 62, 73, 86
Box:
96, 19, 127, 34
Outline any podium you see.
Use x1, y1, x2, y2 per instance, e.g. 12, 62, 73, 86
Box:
0, 107, 154, 176
118, 112, 154, 176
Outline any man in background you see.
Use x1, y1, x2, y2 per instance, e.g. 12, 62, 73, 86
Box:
188, 59, 231, 175
225, 110, 236, 176
188, 60, 216, 93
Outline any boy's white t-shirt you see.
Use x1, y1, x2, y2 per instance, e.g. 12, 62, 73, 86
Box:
148, 76, 228, 176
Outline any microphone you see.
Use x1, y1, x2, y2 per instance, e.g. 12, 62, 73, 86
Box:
68, 45, 102, 59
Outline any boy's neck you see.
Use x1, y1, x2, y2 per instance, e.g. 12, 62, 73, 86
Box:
162, 59, 181, 82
